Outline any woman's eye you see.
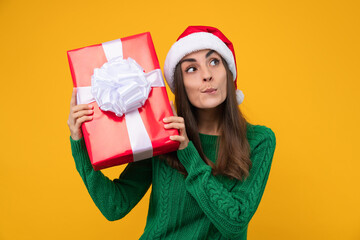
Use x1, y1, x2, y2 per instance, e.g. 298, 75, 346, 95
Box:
210, 59, 219, 66
185, 67, 196, 73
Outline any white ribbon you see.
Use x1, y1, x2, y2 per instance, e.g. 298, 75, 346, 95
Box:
91, 57, 159, 117
102, 39, 123, 60
125, 111, 153, 161
77, 38, 164, 161
76, 67, 164, 110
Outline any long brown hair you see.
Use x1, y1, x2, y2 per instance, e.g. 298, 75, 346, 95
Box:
164, 57, 252, 181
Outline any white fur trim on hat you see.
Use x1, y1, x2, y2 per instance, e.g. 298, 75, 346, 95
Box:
164, 32, 237, 92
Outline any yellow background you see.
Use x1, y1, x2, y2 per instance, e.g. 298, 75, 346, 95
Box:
1, 0, 359, 239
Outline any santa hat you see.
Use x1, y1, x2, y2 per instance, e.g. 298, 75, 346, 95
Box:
164, 26, 244, 104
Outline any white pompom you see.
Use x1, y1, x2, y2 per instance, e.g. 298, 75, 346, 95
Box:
235, 89, 244, 104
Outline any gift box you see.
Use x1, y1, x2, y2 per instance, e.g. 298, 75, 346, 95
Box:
67, 32, 179, 170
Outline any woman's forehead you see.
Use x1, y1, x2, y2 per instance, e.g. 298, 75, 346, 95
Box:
181, 49, 221, 61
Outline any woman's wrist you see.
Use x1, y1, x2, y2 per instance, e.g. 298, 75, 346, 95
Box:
70, 131, 83, 141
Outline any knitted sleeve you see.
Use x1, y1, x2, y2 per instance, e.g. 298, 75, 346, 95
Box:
177, 126, 276, 239
70, 136, 152, 221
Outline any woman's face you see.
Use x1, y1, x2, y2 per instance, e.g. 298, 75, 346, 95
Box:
180, 49, 227, 110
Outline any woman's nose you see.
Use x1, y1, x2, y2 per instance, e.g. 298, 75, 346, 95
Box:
202, 67, 212, 82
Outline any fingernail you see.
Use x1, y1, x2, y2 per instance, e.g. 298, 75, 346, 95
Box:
163, 118, 167, 122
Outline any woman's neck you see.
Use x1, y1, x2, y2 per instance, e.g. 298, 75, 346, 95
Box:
195, 105, 223, 135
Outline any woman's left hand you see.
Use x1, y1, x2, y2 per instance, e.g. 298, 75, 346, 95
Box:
163, 101, 189, 150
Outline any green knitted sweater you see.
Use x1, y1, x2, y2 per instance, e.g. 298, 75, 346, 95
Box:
70, 123, 276, 240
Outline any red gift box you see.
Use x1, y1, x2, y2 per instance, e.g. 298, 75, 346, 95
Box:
67, 32, 179, 170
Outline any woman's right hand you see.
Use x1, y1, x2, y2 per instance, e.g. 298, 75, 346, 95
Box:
67, 88, 94, 140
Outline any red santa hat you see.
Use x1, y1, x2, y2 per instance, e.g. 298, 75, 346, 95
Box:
164, 26, 244, 104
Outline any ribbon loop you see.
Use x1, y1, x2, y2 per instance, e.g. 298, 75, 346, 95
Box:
91, 57, 152, 117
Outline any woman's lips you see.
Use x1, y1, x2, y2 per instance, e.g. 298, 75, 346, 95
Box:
202, 88, 217, 94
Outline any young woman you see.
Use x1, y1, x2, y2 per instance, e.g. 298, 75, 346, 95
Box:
68, 26, 276, 240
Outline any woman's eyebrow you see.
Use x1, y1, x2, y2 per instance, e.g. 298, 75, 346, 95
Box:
206, 50, 215, 58
179, 58, 196, 65
179, 50, 216, 65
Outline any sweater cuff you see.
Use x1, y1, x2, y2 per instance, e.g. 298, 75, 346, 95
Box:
69, 136, 93, 171
70, 136, 87, 155
177, 141, 211, 174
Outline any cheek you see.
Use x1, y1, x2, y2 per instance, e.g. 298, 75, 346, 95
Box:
183, 76, 200, 96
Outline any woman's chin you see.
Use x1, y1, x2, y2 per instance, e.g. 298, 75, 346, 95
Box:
194, 98, 225, 110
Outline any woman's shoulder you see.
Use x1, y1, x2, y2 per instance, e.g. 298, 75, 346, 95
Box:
246, 122, 276, 152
